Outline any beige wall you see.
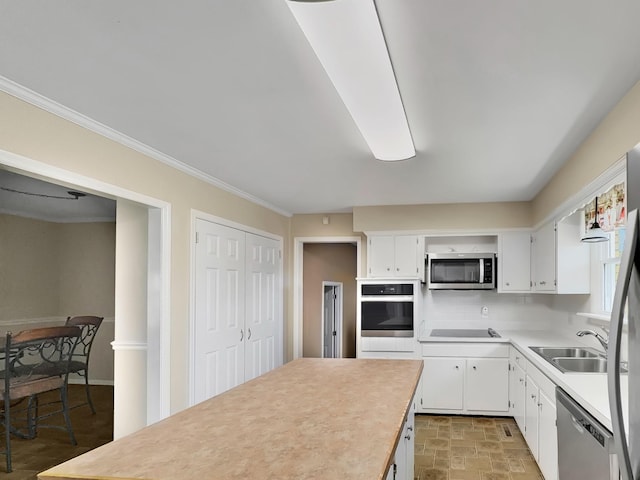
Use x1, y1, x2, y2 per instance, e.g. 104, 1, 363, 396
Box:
0, 214, 60, 319
58, 221, 116, 316
291, 212, 367, 275
0, 92, 289, 412
532, 80, 640, 224
0, 214, 115, 320
352, 202, 532, 232
302, 243, 357, 358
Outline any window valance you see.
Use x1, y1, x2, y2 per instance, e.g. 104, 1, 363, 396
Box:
584, 182, 625, 232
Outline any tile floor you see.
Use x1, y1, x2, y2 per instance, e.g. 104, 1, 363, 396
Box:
414, 414, 544, 480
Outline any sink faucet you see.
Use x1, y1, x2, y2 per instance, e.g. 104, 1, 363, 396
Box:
576, 328, 609, 352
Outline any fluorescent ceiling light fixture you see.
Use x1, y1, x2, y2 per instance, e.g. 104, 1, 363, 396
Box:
286, 0, 415, 161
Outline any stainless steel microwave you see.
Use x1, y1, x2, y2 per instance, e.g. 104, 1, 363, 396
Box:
426, 253, 496, 290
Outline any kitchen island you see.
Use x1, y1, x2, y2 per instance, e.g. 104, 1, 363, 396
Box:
38, 358, 422, 480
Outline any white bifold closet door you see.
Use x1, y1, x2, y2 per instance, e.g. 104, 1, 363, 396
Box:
194, 219, 282, 404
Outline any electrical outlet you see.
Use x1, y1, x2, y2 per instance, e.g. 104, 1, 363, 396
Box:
481, 306, 489, 318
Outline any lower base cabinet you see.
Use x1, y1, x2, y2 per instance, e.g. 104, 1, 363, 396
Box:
511, 347, 558, 480
387, 397, 415, 480
419, 343, 510, 415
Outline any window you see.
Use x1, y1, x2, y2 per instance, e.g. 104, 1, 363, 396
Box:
602, 227, 626, 312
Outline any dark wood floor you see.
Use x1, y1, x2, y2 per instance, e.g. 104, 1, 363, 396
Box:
2, 384, 114, 479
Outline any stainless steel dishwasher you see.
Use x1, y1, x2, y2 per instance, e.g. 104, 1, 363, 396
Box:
556, 387, 618, 480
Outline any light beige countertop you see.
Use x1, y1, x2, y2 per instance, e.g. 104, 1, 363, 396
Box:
38, 358, 423, 480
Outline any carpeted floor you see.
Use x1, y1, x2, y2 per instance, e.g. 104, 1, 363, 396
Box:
1, 384, 113, 479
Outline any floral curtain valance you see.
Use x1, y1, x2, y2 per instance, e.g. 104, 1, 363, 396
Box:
584, 182, 625, 232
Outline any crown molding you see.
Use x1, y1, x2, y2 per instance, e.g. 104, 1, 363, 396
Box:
0, 76, 292, 218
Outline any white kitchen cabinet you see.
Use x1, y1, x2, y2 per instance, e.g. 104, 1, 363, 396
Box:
531, 213, 590, 294
386, 398, 415, 480
421, 357, 464, 410
521, 359, 559, 480
419, 343, 510, 415
368, 235, 424, 278
537, 389, 558, 480
465, 358, 509, 411
532, 221, 556, 292
524, 374, 540, 459
498, 231, 532, 292
508, 350, 526, 433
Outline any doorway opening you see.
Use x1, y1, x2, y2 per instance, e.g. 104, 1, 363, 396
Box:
294, 236, 361, 359
322, 281, 342, 358
0, 150, 171, 436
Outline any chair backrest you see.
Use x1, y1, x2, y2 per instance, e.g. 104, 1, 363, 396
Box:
3, 326, 82, 398
64, 316, 104, 364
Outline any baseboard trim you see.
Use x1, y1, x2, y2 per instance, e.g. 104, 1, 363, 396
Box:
69, 379, 114, 387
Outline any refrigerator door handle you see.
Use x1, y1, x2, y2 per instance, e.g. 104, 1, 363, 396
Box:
608, 208, 638, 480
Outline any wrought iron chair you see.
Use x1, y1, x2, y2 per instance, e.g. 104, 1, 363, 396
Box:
65, 316, 104, 414
0, 326, 81, 473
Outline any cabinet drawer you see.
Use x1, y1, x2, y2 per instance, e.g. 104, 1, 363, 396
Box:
421, 343, 509, 358
510, 347, 527, 370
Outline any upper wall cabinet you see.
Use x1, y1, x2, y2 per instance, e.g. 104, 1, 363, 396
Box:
367, 235, 425, 278
498, 232, 532, 293
531, 212, 590, 294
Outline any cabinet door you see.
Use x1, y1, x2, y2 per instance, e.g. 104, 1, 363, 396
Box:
465, 358, 509, 412
524, 375, 539, 459
509, 362, 526, 433
538, 389, 558, 480
194, 220, 246, 403
369, 235, 395, 277
556, 216, 590, 294
405, 402, 415, 480
532, 222, 556, 292
394, 235, 419, 277
244, 233, 281, 382
499, 232, 531, 292
421, 358, 464, 410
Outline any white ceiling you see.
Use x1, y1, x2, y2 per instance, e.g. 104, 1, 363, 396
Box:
1, 0, 640, 216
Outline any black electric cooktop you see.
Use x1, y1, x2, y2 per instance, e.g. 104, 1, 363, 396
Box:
429, 328, 501, 338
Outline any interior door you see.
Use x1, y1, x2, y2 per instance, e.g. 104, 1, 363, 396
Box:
194, 219, 245, 403
244, 233, 281, 382
323, 285, 336, 358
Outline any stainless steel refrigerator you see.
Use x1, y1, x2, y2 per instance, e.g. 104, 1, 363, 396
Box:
609, 142, 640, 480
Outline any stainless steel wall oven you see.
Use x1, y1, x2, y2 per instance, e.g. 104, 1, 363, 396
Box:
359, 283, 414, 337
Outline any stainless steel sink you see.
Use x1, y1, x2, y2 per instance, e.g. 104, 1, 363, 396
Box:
552, 357, 611, 373
528, 346, 627, 374
529, 346, 601, 358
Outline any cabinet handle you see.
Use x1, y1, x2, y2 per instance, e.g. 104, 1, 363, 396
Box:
472, 366, 477, 370
505, 282, 510, 286
405, 434, 411, 440
519, 378, 524, 383
538, 402, 543, 407
408, 426, 413, 432
540, 281, 546, 285
396, 267, 400, 272
531, 394, 536, 400
455, 365, 459, 370
248, 328, 252, 340
240, 329, 244, 341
